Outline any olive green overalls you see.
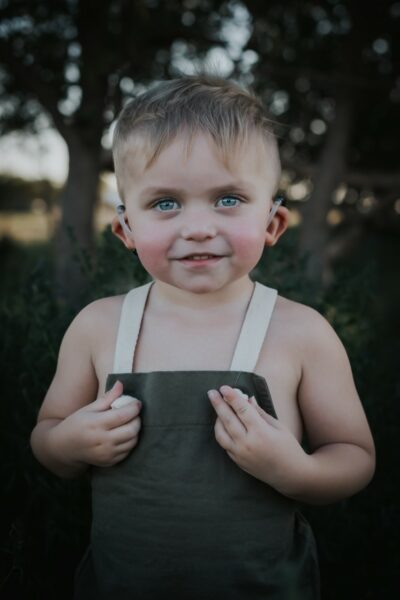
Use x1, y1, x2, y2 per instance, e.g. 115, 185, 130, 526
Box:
74, 280, 320, 599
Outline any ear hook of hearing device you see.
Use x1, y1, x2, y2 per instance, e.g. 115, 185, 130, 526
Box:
266, 195, 284, 228
116, 204, 134, 238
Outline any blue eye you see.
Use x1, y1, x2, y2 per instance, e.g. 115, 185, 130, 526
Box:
153, 198, 179, 211
216, 195, 242, 208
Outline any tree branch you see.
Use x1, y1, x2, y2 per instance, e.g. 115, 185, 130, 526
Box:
284, 156, 400, 190
255, 60, 395, 94
0, 38, 71, 141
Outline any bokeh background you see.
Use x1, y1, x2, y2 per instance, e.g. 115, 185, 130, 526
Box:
1, 1, 399, 598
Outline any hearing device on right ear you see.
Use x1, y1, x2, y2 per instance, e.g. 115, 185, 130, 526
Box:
266, 194, 285, 228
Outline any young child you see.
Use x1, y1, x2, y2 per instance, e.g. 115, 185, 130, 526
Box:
30, 73, 375, 600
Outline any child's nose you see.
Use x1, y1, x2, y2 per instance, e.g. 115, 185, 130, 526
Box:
180, 210, 218, 240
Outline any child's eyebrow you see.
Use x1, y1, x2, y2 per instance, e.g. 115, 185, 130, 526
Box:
139, 181, 253, 198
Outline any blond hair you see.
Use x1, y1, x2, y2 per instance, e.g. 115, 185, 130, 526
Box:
113, 72, 281, 200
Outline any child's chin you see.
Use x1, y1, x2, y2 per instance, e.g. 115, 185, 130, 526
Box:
175, 280, 233, 295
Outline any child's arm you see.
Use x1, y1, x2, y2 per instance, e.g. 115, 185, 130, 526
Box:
208, 306, 376, 506
30, 301, 142, 479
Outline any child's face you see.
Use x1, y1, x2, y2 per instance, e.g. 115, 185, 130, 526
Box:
113, 132, 288, 294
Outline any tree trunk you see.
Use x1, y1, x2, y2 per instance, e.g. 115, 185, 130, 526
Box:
54, 135, 101, 308
298, 89, 354, 289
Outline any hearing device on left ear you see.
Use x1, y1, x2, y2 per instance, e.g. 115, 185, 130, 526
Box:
116, 204, 134, 239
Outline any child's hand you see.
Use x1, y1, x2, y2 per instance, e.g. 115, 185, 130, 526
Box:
208, 385, 309, 497
51, 381, 142, 468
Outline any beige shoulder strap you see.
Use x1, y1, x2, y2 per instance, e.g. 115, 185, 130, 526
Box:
112, 280, 277, 374
229, 281, 278, 372
112, 281, 154, 373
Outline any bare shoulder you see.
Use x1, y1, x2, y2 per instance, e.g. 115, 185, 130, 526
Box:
75, 293, 126, 335
36, 293, 126, 422
274, 293, 330, 330
273, 293, 342, 355
274, 294, 375, 456
273, 293, 353, 399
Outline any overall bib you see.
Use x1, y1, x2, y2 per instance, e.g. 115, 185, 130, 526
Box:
74, 280, 320, 599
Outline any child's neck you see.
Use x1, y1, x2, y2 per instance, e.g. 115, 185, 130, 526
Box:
150, 276, 255, 315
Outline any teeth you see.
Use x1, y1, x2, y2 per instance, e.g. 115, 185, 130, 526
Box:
185, 255, 215, 260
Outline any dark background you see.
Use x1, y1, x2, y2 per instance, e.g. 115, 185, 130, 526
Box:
1, 1, 399, 598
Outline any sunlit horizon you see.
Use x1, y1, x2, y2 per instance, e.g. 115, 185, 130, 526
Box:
0, 128, 69, 184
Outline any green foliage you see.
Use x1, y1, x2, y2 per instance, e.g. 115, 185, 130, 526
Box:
0, 228, 398, 599
67, 224, 151, 305
0, 238, 83, 599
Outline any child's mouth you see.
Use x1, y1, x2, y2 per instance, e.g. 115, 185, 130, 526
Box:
178, 254, 223, 266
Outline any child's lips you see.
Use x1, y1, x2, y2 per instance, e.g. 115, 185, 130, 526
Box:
177, 255, 224, 266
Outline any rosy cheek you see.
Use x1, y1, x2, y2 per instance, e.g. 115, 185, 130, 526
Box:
230, 225, 265, 261
134, 228, 169, 273
136, 241, 163, 270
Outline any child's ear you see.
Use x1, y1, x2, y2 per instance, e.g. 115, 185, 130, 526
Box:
264, 206, 290, 247
111, 215, 136, 250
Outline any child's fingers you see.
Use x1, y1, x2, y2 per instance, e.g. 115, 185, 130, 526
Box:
114, 438, 139, 455
218, 385, 260, 430
92, 380, 124, 411
232, 388, 249, 400
111, 416, 141, 443
208, 389, 247, 440
214, 417, 234, 452
249, 396, 280, 428
105, 399, 142, 430
111, 395, 137, 409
